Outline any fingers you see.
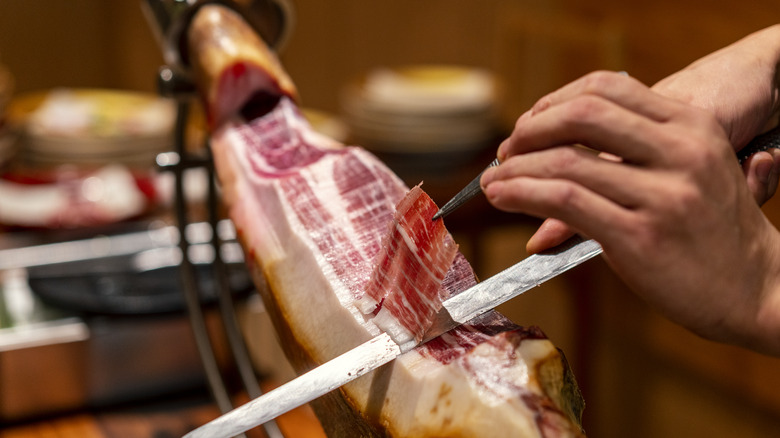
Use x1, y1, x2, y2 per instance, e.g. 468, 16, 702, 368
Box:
483, 146, 657, 208
481, 171, 634, 247
498, 71, 688, 164
526, 218, 574, 255
743, 149, 780, 205
530, 71, 674, 122
519, 150, 627, 255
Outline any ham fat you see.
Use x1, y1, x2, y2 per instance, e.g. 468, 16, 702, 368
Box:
189, 5, 586, 437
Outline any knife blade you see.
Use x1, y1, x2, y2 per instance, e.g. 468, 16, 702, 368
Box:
421, 235, 602, 343
184, 235, 603, 438
431, 158, 499, 220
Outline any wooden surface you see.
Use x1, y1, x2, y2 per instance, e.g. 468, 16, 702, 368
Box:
0, 386, 326, 438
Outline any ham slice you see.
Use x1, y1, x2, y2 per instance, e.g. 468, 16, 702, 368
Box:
188, 5, 586, 437
356, 185, 459, 349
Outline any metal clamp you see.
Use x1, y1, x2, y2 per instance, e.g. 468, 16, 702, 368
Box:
142, 0, 294, 69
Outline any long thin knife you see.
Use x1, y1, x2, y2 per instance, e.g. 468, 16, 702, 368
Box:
185, 235, 602, 438
431, 158, 499, 220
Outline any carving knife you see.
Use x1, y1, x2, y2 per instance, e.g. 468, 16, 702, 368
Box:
184, 235, 603, 438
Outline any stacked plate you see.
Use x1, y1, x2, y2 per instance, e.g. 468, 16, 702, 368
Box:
8, 89, 175, 168
341, 65, 500, 177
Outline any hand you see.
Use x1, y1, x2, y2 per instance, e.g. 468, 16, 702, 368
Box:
524, 148, 780, 255
652, 24, 780, 206
481, 71, 780, 354
652, 25, 780, 150
525, 24, 780, 254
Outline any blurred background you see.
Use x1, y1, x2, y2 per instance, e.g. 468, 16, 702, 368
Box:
1, 1, 779, 437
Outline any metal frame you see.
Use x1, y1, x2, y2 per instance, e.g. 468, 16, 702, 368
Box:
157, 66, 283, 438
142, 2, 295, 434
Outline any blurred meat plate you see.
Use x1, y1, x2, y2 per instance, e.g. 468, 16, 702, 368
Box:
0, 89, 174, 228
0, 165, 157, 229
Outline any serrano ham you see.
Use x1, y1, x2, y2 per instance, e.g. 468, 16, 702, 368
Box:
188, 5, 586, 437
356, 185, 459, 349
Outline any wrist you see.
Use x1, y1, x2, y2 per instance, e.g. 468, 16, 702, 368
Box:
751, 220, 780, 355
760, 24, 780, 129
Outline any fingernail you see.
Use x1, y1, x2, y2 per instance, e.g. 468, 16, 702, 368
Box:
497, 141, 508, 161
481, 167, 496, 187
483, 180, 502, 200
531, 98, 550, 115
772, 148, 780, 171
756, 157, 773, 184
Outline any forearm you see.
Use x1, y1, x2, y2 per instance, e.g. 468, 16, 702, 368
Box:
752, 221, 780, 355
737, 23, 780, 131
745, 26, 780, 354
652, 24, 780, 148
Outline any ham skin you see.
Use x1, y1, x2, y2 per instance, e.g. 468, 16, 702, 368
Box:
188, 5, 586, 437
187, 4, 297, 129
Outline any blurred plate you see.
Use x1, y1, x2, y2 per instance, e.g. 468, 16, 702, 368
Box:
0, 165, 156, 229
344, 65, 497, 115
340, 65, 500, 165
7, 89, 175, 167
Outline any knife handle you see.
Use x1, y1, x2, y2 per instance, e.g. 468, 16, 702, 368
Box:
737, 125, 780, 164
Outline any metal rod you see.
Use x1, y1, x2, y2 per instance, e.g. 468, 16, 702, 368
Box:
205, 143, 284, 438
172, 99, 237, 416
161, 64, 283, 437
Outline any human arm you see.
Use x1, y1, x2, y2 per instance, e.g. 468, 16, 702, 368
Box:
524, 24, 780, 255
479, 42, 780, 354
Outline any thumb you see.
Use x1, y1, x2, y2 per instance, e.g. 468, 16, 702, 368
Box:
527, 218, 576, 254
743, 149, 780, 206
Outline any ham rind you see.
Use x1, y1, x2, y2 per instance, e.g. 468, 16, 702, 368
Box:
187, 4, 298, 129
190, 5, 585, 437
356, 185, 458, 348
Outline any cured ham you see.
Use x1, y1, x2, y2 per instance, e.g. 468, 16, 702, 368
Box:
188, 5, 586, 437
356, 185, 458, 348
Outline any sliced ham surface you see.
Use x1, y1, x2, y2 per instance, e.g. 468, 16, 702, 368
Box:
189, 5, 586, 437
356, 185, 458, 348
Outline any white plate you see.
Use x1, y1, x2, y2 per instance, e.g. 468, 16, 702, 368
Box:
8, 89, 175, 167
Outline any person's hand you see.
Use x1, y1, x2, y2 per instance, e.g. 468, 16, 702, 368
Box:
652, 24, 780, 206
652, 26, 780, 151
480, 71, 780, 355
524, 25, 780, 255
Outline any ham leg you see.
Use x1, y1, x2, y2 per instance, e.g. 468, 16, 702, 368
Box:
188, 5, 586, 437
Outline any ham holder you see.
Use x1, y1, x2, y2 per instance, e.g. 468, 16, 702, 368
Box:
143, 1, 591, 437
